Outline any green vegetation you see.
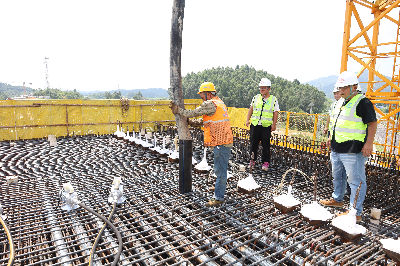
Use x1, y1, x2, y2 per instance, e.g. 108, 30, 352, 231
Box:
83, 88, 168, 100
0, 82, 33, 100
172, 65, 329, 113
90, 90, 144, 99
104, 91, 122, 99
33, 88, 84, 99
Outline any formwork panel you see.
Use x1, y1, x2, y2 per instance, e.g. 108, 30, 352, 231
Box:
227, 107, 248, 129
81, 100, 114, 136
0, 100, 15, 141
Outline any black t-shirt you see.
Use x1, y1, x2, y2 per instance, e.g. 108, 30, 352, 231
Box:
331, 97, 377, 153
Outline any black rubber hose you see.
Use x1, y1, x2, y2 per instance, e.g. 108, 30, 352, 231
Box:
0, 215, 15, 266
79, 202, 122, 266
88, 202, 117, 266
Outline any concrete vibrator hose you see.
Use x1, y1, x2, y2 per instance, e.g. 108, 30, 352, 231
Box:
89, 202, 118, 266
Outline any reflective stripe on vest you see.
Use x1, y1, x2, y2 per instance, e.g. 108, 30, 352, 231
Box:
333, 94, 367, 143
250, 94, 276, 127
203, 97, 233, 146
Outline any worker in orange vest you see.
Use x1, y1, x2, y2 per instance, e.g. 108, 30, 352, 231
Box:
170, 82, 233, 207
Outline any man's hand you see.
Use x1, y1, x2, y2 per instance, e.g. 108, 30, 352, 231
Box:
271, 124, 276, 132
169, 101, 179, 114
326, 139, 331, 148
323, 127, 328, 135
361, 142, 373, 157
246, 120, 250, 127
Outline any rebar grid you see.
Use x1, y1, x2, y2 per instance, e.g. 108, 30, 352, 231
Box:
0, 129, 399, 265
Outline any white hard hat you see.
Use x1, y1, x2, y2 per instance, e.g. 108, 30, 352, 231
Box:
259, 78, 271, 87
334, 71, 359, 88
333, 87, 339, 93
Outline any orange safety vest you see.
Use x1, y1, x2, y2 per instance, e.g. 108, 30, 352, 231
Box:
203, 97, 233, 146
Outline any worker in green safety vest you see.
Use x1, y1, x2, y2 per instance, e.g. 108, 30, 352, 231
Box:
324, 87, 342, 135
324, 86, 351, 196
246, 78, 279, 171
320, 71, 377, 222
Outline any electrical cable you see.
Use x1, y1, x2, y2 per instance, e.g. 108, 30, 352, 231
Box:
0, 215, 15, 266
79, 202, 122, 266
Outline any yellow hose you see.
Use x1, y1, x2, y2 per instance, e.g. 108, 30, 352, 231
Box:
0, 215, 15, 266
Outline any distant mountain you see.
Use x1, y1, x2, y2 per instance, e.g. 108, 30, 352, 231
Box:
304, 71, 391, 99
79, 88, 169, 99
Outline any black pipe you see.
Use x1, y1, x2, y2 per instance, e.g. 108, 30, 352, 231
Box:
89, 202, 117, 266
179, 139, 192, 194
78, 202, 122, 266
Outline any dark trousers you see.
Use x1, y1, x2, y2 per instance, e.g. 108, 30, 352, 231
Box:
250, 124, 272, 163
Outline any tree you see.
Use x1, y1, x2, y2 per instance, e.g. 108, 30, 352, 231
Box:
104, 91, 112, 99
111, 90, 122, 99
32, 88, 84, 99
172, 65, 328, 113
132, 91, 143, 100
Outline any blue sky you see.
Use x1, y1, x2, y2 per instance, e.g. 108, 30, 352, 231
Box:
1, 0, 391, 92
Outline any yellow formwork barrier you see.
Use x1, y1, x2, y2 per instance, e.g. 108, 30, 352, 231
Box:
1, 99, 397, 155
0, 99, 202, 141
227, 107, 249, 129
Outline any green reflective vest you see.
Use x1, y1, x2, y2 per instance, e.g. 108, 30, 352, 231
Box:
250, 94, 276, 127
333, 94, 367, 143
328, 98, 344, 132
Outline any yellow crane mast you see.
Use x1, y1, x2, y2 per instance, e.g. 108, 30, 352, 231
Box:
341, 0, 400, 154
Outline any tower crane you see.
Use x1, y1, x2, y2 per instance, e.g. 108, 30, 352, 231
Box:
340, 0, 400, 154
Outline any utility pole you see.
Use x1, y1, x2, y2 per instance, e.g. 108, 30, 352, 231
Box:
44, 57, 50, 89
170, 0, 192, 194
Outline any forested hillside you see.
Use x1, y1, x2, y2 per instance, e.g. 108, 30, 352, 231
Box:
175, 65, 328, 113
0, 82, 33, 100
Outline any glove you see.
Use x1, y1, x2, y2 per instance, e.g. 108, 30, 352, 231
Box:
188, 118, 195, 127
169, 101, 179, 114
188, 118, 203, 127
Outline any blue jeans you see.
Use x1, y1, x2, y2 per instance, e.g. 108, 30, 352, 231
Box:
331, 151, 368, 216
213, 145, 232, 201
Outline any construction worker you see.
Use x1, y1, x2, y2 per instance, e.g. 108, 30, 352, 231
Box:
324, 87, 350, 196
320, 71, 377, 222
246, 78, 279, 171
169, 82, 233, 207
323, 87, 341, 135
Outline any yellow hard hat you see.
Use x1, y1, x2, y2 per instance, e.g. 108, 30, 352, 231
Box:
197, 82, 216, 94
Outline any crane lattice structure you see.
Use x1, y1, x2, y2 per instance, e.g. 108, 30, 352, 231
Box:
341, 0, 400, 154
44, 57, 50, 89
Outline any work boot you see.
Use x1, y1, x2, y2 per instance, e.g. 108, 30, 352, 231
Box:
319, 198, 344, 208
337, 210, 362, 222
205, 198, 224, 207
262, 162, 269, 171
